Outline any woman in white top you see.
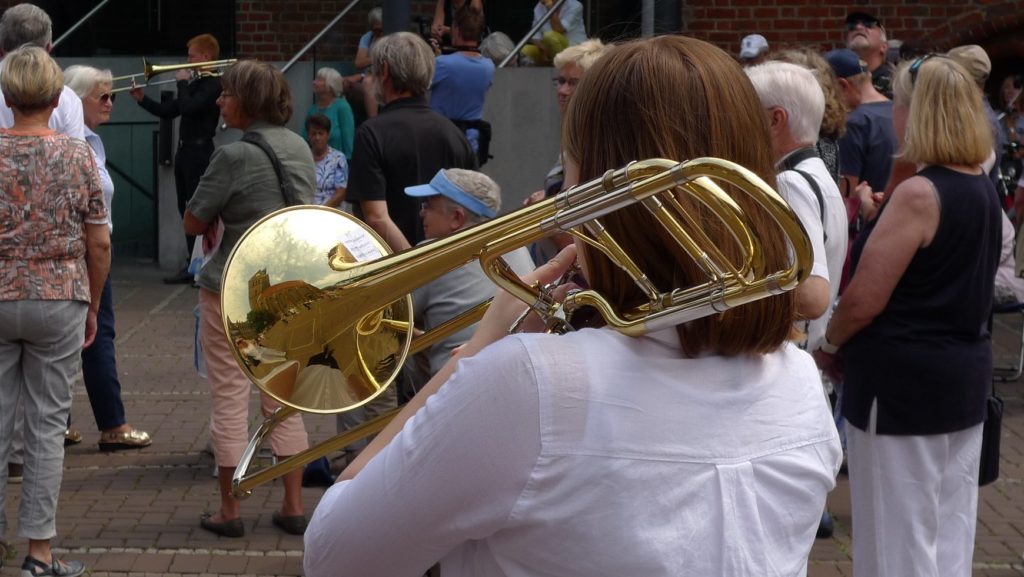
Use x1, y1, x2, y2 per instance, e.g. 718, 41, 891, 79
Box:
304, 35, 841, 577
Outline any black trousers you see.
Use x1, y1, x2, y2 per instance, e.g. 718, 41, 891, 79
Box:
173, 140, 215, 262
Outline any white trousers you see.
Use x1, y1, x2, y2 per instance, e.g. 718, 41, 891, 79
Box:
848, 420, 983, 577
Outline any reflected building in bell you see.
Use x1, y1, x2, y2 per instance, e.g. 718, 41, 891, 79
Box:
246, 269, 323, 318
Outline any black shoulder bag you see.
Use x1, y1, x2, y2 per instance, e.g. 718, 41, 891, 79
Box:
241, 132, 303, 207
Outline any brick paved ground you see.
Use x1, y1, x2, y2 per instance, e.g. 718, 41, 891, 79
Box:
2, 260, 1024, 576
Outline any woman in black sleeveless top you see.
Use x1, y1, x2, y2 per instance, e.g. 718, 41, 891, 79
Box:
818, 56, 1001, 577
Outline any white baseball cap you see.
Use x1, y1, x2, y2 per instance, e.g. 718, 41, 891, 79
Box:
740, 34, 768, 59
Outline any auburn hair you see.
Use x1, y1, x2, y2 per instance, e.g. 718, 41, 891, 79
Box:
562, 35, 796, 357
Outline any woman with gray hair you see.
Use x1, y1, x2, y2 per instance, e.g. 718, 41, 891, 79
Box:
0, 45, 109, 577
183, 59, 316, 538
62, 64, 152, 453
301, 67, 354, 158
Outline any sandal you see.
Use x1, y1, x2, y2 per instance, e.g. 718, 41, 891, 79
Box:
20, 555, 85, 577
272, 511, 308, 535
98, 428, 152, 452
0, 540, 15, 569
199, 512, 245, 538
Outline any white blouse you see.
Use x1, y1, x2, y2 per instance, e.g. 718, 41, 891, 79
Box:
305, 328, 842, 577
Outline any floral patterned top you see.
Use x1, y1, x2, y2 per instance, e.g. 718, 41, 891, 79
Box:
0, 129, 105, 302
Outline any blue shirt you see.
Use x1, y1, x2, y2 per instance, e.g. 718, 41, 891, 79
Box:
315, 147, 349, 207
838, 100, 896, 191
429, 53, 494, 122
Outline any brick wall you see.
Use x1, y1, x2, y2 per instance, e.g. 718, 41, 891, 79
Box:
682, 0, 1024, 56
236, 1, 436, 62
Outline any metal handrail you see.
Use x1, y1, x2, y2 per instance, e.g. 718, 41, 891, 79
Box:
498, 0, 568, 68
282, 0, 364, 73
52, 0, 113, 49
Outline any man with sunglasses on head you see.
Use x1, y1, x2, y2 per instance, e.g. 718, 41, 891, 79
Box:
845, 11, 894, 100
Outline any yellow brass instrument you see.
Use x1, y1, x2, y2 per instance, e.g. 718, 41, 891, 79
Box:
221, 157, 813, 498
110, 57, 237, 93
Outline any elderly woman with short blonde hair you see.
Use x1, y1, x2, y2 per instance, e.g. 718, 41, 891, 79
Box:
0, 45, 109, 577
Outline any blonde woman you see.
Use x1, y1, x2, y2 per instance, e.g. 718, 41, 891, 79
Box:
819, 55, 1001, 577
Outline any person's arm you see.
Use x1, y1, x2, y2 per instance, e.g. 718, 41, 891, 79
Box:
184, 146, 235, 232
554, 0, 583, 35
777, 172, 832, 320
304, 334, 543, 577
337, 101, 356, 159
134, 92, 183, 119
825, 176, 940, 348
431, 0, 447, 39
359, 199, 411, 251
340, 244, 578, 481
354, 47, 372, 71
55, 88, 85, 141
83, 222, 111, 348
183, 210, 211, 236
325, 187, 347, 209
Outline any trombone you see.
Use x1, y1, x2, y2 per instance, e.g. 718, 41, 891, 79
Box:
110, 57, 236, 93
219, 157, 814, 498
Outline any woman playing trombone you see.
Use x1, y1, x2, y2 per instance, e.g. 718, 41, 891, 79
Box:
304, 35, 841, 577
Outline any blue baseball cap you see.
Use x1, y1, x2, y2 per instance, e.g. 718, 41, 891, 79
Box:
404, 169, 497, 219
825, 48, 867, 79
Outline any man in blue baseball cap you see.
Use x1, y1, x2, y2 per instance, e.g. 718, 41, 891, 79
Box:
403, 169, 534, 392
826, 48, 895, 220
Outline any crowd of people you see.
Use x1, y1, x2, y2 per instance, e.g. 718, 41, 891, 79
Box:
0, 1, 1021, 577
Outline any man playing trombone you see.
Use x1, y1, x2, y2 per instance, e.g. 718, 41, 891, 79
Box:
129, 34, 223, 285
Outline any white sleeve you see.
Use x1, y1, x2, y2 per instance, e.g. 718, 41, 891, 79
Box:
54, 87, 85, 141
304, 337, 542, 577
776, 172, 829, 283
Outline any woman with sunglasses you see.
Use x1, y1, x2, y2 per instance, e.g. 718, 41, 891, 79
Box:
63, 65, 152, 453
818, 55, 1001, 577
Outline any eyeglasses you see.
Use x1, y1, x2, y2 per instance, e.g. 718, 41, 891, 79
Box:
553, 76, 580, 89
97, 92, 115, 104
846, 19, 880, 31
909, 54, 938, 86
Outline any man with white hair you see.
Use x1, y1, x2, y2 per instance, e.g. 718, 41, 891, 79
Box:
403, 169, 534, 389
0, 3, 83, 139
347, 32, 477, 253
746, 61, 848, 351
747, 59, 849, 541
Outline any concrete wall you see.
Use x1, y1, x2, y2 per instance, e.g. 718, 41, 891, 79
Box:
57, 58, 560, 268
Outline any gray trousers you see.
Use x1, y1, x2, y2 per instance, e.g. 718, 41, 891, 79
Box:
0, 299, 86, 539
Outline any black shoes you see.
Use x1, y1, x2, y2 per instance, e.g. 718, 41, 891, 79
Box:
163, 269, 194, 285
7, 463, 22, 483
272, 511, 308, 535
816, 510, 834, 539
199, 512, 245, 538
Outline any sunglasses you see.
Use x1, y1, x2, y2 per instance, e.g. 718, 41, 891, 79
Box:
846, 19, 880, 31
97, 92, 116, 104
909, 54, 939, 86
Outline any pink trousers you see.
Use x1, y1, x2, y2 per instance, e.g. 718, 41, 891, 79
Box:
199, 289, 308, 467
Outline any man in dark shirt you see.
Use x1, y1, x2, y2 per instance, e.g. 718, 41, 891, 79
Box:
827, 49, 895, 207
347, 31, 477, 252
130, 34, 223, 283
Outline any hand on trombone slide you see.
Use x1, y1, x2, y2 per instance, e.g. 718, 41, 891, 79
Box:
340, 244, 580, 482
